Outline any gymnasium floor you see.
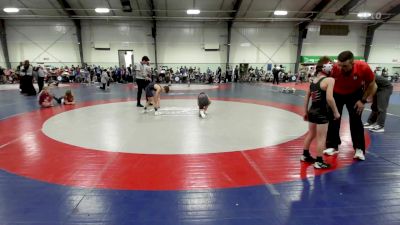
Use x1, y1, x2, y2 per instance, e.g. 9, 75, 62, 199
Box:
1, 82, 400, 225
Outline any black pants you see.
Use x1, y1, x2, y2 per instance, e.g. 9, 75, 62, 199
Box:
100, 81, 110, 89
326, 89, 365, 151
273, 75, 279, 84
136, 79, 150, 105
24, 75, 36, 95
367, 86, 393, 126
20, 75, 26, 93
38, 77, 45, 92
127, 76, 133, 83
208, 76, 213, 84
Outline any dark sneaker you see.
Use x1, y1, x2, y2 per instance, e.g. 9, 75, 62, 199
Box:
137, 104, 144, 107
300, 155, 316, 163
314, 161, 331, 169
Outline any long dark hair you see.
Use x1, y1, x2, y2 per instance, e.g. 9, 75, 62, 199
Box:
65, 90, 73, 98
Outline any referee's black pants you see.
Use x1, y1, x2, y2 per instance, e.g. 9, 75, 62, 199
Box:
326, 89, 365, 152
136, 79, 150, 105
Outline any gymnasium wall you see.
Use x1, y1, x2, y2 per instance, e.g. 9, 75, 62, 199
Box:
230, 22, 297, 72
3, 20, 154, 68
301, 23, 365, 57
4, 20, 79, 68
156, 21, 227, 72
0, 19, 399, 73
81, 20, 154, 68
368, 24, 400, 73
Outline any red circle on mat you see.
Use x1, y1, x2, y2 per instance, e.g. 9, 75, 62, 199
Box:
0, 97, 370, 190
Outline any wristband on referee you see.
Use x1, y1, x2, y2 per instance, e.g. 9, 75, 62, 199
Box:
361, 99, 367, 104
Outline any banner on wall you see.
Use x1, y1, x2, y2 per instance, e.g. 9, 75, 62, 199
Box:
300, 56, 365, 63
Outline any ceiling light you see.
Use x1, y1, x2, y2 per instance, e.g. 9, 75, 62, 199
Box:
357, 12, 371, 18
240, 43, 251, 47
3, 8, 19, 13
187, 9, 200, 15
95, 8, 110, 13
274, 10, 288, 16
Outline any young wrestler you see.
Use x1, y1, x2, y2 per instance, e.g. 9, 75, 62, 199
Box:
143, 82, 170, 115
38, 86, 54, 108
62, 90, 75, 105
301, 56, 340, 169
198, 92, 211, 118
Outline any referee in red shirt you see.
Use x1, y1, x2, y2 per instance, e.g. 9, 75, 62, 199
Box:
324, 51, 377, 161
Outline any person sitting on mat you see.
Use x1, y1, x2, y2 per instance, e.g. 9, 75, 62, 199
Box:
38, 86, 65, 108
144, 82, 170, 115
61, 89, 75, 105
